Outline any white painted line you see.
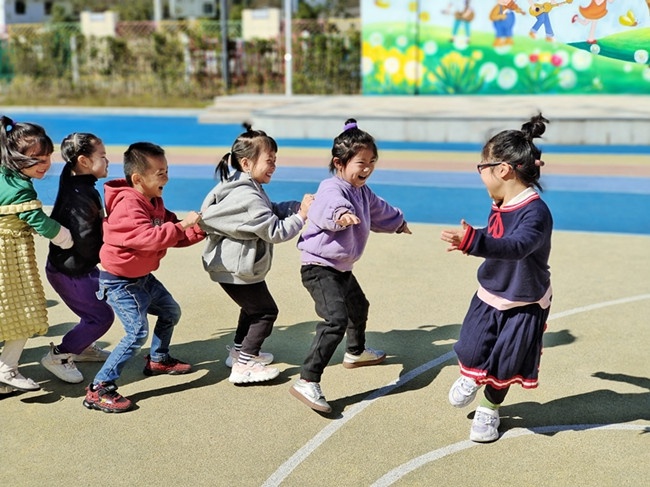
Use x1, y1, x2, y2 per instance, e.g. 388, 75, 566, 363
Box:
370, 424, 650, 487
263, 294, 650, 486
548, 294, 650, 321
261, 351, 456, 487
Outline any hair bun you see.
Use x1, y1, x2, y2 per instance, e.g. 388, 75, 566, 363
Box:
343, 121, 358, 131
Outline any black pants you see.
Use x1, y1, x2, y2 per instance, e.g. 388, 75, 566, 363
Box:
219, 281, 278, 356
300, 265, 369, 383
484, 385, 510, 405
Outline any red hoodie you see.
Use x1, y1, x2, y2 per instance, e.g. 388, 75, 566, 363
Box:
99, 179, 204, 278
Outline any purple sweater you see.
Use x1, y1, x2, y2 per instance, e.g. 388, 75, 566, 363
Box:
297, 176, 405, 271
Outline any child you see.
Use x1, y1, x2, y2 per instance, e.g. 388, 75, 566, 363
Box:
41, 133, 115, 384
440, 113, 553, 442
199, 124, 313, 384
290, 118, 411, 413
0, 116, 73, 393
83, 142, 204, 413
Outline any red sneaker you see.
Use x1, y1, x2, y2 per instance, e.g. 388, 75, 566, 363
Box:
83, 382, 132, 413
143, 355, 192, 376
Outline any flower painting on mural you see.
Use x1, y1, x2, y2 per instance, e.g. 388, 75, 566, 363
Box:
361, 0, 650, 95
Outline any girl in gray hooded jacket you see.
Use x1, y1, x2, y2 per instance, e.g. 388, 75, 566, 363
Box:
199, 124, 313, 384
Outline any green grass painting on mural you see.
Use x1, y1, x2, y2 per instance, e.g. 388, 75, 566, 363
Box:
362, 23, 650, 95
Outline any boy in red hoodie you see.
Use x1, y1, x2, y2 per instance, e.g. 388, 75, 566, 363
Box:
83, 142, 204, 413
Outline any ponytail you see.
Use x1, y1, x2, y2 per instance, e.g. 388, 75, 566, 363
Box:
215, 122, 277, 182
215, 152, 231, 182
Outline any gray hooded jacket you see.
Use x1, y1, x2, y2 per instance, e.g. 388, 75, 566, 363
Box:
199, 170, 304, 284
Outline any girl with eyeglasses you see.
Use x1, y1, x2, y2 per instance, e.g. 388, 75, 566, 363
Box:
440, 113, 553, 443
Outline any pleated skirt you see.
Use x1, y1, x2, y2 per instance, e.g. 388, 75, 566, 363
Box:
453, 293, 550, 389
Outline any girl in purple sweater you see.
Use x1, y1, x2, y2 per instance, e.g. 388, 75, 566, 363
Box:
291, 119, 411, 414
440, 114, 553, 443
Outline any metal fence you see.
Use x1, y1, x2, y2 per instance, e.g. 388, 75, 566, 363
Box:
0, 19, 360, 104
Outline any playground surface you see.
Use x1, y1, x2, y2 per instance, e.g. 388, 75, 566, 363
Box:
0, 102, 649, 486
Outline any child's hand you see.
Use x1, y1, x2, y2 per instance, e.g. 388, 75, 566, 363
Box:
180, 211, 201, 229
397, 222, 412, 234
336, 212, 360, 227
51, 226, 74, 249
440, 219, 468, 251
299, 194, 314, 220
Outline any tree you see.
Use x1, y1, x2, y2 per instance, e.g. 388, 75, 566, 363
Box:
68, 0, 153, 21
310, 0, 359, 18
295, 1, 323, 19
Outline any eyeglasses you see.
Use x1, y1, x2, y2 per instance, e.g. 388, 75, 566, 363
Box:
476, 162, 502, 174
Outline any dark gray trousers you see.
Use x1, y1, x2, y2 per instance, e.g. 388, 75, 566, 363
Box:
299, 265, 369, 382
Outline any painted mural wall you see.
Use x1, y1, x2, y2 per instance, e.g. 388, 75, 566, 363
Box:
361, 0, 650, 94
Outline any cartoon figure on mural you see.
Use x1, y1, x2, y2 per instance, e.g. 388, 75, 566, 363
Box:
528, 0, 574, 41
490, 0, 527, 46
361, 0, 649, 95
571, 0, 615, 44
443, 0, 475, 44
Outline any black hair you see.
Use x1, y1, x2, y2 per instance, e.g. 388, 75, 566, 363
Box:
215, 122, 278, 182
58, 132, 103, 186
60, 132, 103, 168
329, 118, 378, 174
0, 115, 54, 174
123, 142, 165, 186
481, 113, 549, 191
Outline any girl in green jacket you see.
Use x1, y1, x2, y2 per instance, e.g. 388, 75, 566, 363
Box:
0, 116, 73, 394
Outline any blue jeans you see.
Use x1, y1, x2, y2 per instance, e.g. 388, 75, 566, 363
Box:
531, 12, 554, 37
93, 273, 181, 385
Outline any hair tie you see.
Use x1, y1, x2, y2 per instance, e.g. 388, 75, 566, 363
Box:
6, 118, 15, 132
343, 122, 357, 131
535, 159, 545, 167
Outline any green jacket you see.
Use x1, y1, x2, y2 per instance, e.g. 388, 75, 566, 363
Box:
0, 166, 61, 238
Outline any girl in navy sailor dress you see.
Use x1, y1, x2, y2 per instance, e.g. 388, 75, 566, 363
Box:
440, 113, 553, 443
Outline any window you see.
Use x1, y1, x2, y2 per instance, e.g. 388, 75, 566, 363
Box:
45, 2, 54, 15
203, 3, 214, 15
15, 1, 26, 15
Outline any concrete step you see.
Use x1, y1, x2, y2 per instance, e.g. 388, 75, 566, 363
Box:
198, 94, 650, 146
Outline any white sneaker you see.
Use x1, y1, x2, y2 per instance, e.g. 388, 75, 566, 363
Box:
228, 361, 280, 384
470, 406, 500, 443
290, 379, 332, 413
41, 343, 84, 384
342, 347, 386, 369
448, 376, 479, 408
224, 345, 274, 368
0, 369, 40, 391
72, 343, 110, 362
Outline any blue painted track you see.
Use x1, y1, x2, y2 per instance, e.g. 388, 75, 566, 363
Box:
9, 111, 650, 235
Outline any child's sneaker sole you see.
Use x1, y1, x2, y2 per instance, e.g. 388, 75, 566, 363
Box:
82, 383, 133, 413
289, 385, 332, 413
229, 364, 280, 384
82, 399, 132, 413
143, 355, 192, 376
342, 349, 386, 369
